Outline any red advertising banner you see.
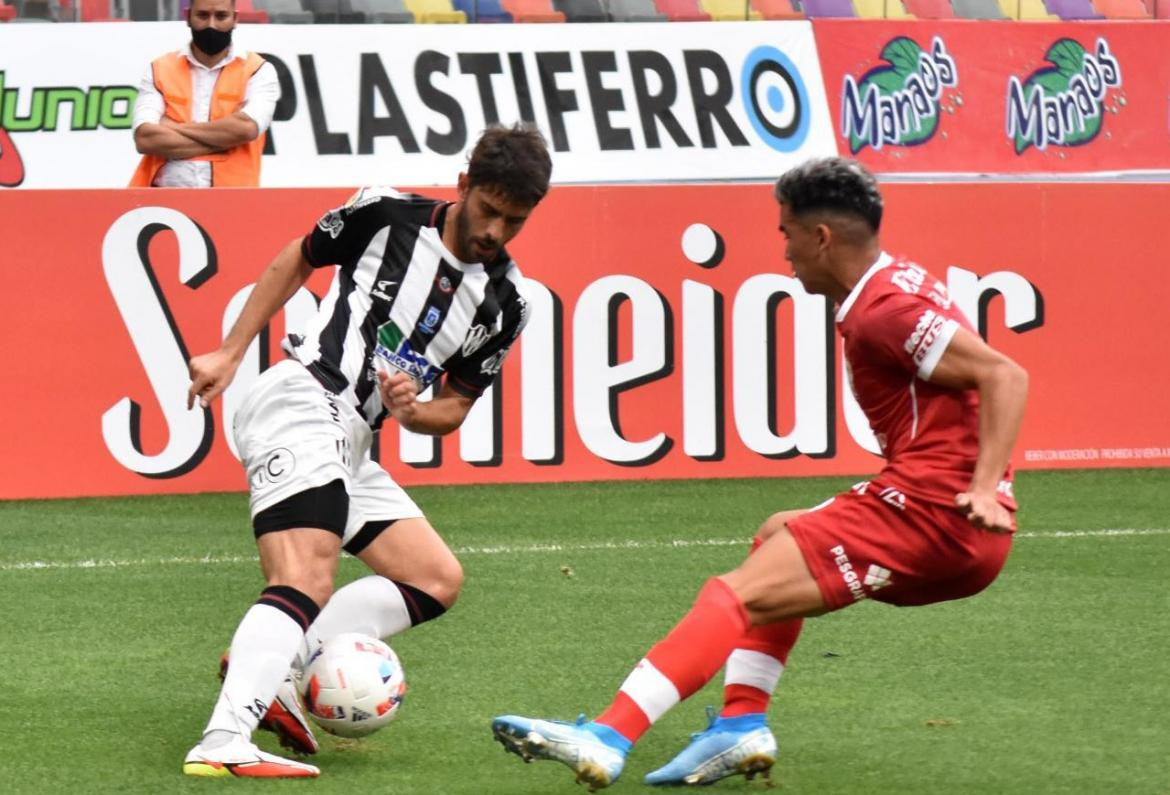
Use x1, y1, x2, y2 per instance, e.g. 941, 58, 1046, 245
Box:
813, 20, 1170, 174
0, 183, 1167, 500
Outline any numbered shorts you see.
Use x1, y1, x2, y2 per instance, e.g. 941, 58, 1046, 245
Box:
232, 360, 423, 546
786, 480, 1013, 611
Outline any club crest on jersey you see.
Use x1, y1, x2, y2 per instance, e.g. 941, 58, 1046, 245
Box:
420, 306, 442, 333
462, 323, 490, 356
317, 210, 344, 239
374, 321, 441, 388
436, 275, 454, 294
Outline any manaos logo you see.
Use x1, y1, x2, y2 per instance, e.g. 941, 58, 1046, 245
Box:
1007, 38, 1122, 154
840, 36, 958, 154
0, 70, 136, 188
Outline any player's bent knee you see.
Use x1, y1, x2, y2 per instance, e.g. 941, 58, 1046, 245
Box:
422, 556, 464, 608
756, 509, 806, 545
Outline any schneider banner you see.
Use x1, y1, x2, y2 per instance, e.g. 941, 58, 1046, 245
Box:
1, 183, 1167, 499
0, 21, 833, 189
814, 20, 1170, 174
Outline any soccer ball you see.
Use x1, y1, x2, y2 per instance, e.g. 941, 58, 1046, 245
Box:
301, 633, 407, 738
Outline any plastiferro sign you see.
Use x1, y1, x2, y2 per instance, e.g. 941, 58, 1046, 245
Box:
1, 182, 1166, 499
0, 21, 834, 188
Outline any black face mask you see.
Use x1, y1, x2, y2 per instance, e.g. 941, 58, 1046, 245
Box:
191, 26, 232, 57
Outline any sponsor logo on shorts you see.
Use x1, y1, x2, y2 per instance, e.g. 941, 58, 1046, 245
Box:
249, 447, 295, 490
863, 564, 892, 591
829, 544, 867, 602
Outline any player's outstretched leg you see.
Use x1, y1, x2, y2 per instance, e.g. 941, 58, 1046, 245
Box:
644, 706, 776, 786
183, 734, 320, 778
491, 715, 630, 792
219, 653, 318, 755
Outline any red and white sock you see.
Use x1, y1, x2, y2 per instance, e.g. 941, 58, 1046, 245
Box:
595, 577, 750, 743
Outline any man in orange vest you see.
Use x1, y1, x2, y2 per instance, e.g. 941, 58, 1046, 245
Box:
130, 0, 278, 187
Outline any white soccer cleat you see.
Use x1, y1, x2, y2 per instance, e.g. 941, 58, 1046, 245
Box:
182, 734, 320, 778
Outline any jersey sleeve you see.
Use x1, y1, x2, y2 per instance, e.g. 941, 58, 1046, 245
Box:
444, 274, 533, 398
858, 291, 961, 381
301, 188, 397, 269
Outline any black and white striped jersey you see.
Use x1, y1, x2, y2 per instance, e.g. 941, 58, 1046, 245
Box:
289, 186, 532, 429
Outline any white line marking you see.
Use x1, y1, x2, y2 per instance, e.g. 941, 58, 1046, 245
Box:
1, 528, 1166, 573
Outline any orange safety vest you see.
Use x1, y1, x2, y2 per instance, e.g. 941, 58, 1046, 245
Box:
129, 51, 267, 188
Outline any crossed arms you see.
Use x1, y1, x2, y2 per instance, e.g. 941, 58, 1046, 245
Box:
134, 112, 260, 159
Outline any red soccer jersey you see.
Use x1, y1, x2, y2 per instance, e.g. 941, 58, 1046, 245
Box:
837, 253, 1017, 511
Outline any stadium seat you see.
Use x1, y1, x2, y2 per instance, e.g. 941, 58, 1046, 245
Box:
1094, 0, 1149, 15
654, 0, 711, 17
699, 0, 762, 17
0, 2, 15, 18
552, 0, 609, 20
501, 0, 564, 19
235, 0, 270, 20
406, 0, 467, 20
302, 0, 365, 21
252, 0, 313, 21
996, 0, 1056, 15
351, 0, 414, 20
1043, 0, 1103, 14
697, 0, 762, 16
951, 0, 1007, 15
452, 0, 513, 20
752, 0, 803, 17
853, 0, 914, 16
902, 0, 953, 14
13, 0, 58, 18
608, 0, 666, 18
800, 0, 856, 14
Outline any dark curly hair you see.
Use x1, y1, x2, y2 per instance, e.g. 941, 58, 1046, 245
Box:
773, 157, 883, 233
466, 123, 553, 208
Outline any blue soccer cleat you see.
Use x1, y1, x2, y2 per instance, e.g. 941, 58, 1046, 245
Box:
492, 714, 629, 792
644, 708, 777, 786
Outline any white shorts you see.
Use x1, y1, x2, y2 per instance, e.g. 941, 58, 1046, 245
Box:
232, 360, 423, 546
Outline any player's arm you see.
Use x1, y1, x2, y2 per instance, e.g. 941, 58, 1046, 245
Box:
927, 327, 1029, 531
378, 372, 476, 436
187, 238, 314, 409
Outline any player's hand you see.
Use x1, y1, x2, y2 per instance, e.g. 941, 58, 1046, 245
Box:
378, 369, 419, 422
187, 350, 240, 409
955, 491, 1015, 533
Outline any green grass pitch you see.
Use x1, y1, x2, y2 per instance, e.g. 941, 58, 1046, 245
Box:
1, 469, 1167, 794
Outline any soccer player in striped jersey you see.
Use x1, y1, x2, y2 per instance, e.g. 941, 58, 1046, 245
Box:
492, 157, 1028, 790
182, 124, 551, 778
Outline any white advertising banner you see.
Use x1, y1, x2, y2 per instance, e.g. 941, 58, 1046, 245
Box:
0, 21, 834, 188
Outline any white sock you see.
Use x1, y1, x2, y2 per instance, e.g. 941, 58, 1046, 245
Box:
203, 604, 305, 743
296, 576, 411, 671
724, 649, 784, 693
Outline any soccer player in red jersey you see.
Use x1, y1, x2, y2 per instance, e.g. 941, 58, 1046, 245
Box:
492, 157, 1029, 790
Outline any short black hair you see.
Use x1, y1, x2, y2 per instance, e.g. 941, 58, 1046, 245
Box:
466, 124, 553, 208
774, 157, 883, 233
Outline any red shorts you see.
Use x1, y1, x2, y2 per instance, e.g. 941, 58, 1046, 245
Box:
786, 480, 1013, 611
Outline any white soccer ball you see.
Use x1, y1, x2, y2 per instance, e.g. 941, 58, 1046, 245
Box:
301, 633, 407, 738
